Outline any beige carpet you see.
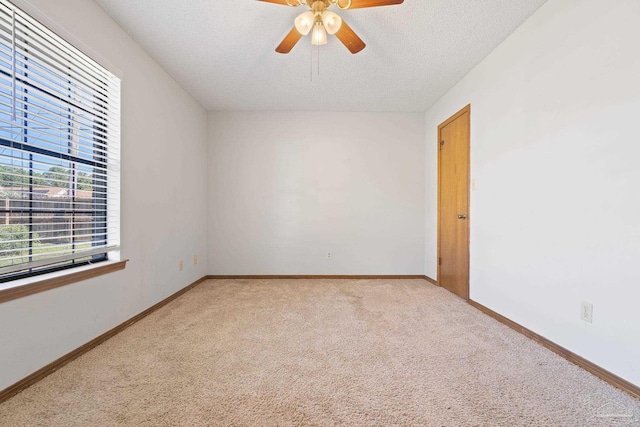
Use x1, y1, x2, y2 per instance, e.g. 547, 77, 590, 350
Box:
1, 279, 639, 426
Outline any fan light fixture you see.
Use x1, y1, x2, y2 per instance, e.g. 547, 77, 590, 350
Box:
294, 11, 315, 35
321, 10, 342, 34
311, 22, 328, 45
261, 0, 405, 55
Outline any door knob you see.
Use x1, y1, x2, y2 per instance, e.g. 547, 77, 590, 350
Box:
457, 214, 467, 220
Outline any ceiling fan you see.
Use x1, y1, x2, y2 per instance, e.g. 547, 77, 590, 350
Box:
259, 0, 404, 54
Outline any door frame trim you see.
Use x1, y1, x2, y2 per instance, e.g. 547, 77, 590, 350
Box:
437, 104, 471, 300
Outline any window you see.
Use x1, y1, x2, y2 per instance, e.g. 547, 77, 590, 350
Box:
0, 0, 120, 282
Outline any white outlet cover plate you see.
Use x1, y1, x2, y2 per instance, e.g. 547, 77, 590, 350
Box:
581, 301, 593, 323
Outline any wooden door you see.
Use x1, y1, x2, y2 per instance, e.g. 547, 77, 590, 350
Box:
438, 105, 470, 299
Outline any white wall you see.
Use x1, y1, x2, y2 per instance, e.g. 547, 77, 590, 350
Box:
209, 112, 425, 275
425, 0, 640, 386
0, 0, 209, 390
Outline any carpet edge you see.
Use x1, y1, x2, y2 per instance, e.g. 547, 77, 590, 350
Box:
0, 275, 209, 404
469, 299, 640, 400
207, 275, 432, 280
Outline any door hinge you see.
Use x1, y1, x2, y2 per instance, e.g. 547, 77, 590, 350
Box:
438, 257, 442, 266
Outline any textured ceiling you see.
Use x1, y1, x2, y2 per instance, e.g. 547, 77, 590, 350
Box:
94, 0, 548, 112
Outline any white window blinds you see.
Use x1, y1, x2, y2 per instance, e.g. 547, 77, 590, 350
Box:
0, 0, 120, 278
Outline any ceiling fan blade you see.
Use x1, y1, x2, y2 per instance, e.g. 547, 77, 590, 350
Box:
335, 21, 366, 54
276, 27, 303, 54
340, 0, 404, 9
257, 0, 298, 5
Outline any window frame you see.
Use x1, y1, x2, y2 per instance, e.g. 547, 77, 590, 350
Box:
0, 258, 128, 303
0, 0, 124, 295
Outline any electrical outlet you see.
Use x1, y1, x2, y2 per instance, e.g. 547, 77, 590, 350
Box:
179, 260, 183, 271
193, 255, 198, 265
581, 301, 593, 323
326, 251, 333, 260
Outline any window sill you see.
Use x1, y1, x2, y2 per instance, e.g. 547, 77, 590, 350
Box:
0, 259, 129, 304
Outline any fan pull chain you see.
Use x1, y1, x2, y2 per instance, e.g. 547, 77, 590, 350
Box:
309, 43, 321, 82
310, 43, 313, 82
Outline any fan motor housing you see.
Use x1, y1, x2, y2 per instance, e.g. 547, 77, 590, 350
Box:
310, 1, 330, 13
